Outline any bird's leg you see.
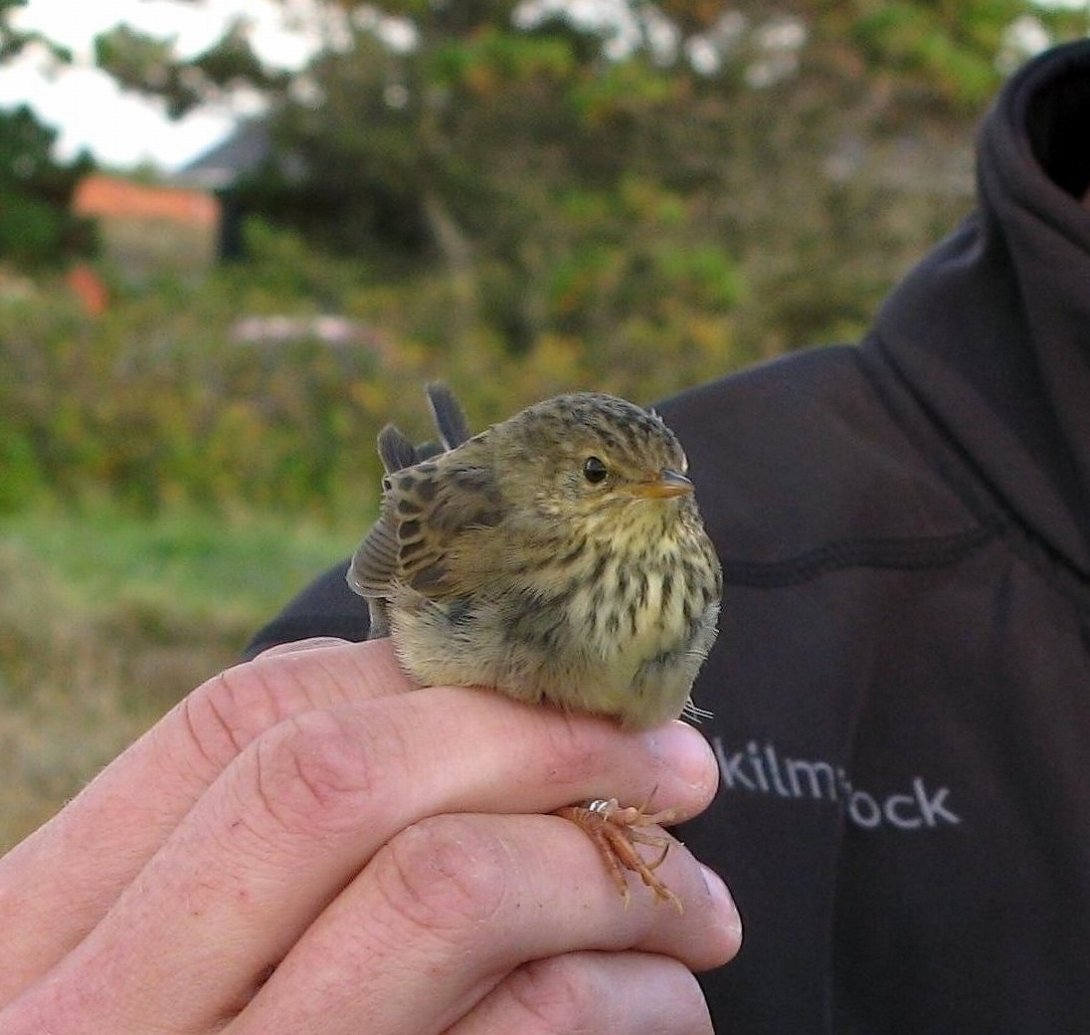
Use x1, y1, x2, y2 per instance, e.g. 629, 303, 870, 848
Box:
554, 796, 684, 913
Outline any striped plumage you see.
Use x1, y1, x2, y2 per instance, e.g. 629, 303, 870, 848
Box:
348, 385, 722, 730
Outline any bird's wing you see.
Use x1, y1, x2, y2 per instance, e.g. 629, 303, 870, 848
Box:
348, 427, 416, 599
349, 438, 503, 600
347, 497, 400, 597
350, 383, 487, 602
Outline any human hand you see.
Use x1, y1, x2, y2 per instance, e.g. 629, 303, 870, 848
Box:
0, 637, 740, 1034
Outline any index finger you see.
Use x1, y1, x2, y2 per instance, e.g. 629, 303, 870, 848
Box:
0, 637, 410, 996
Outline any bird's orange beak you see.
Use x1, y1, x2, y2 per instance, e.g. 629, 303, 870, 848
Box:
630, 469, 694, 499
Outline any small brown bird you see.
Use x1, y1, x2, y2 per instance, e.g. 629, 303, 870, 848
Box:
348, 384, 722, 907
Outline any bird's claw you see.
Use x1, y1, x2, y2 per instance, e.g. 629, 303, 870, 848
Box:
555, 796, 684, 913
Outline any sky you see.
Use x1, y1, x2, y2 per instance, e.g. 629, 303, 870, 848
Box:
0, 0, 320, 170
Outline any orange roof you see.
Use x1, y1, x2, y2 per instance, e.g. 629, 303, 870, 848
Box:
72, 174, 219, 227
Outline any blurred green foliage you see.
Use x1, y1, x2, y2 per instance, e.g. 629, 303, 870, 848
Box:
96, 2, 1085, 346
0, 106, 95, 268
0, 214, 744, 521
6, 1, 1090, 524
0, 4, 92, 269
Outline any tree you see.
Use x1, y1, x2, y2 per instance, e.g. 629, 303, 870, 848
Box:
0, 1, 95, 268
91, 1, 1089, 359
0, 105, 95, 268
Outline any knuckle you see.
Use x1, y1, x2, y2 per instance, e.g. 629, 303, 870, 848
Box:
182, 666, 264, 768
505, 955, 601, 1035
507, 956, 713, 1035
372, 815, 509, 938
184, 657, 305, 767
249, 708, 389, 836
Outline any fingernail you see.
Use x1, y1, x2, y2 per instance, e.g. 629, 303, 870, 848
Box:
642, 721, 716, 789
699, 863, 744, 945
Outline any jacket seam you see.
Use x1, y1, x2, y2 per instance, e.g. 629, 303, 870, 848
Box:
721, 524, 1002, 588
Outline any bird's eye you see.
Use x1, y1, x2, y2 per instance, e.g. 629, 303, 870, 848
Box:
582, 456, 608, 484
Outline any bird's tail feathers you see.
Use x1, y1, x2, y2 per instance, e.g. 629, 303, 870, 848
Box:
377, 423, 419, 474
426, 382, 473, 450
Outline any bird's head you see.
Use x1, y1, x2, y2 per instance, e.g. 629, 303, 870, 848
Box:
491, 393, 695, 536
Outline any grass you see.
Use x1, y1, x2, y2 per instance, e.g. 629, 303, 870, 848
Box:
0, 504, 361, 850
1, 503, 357, 627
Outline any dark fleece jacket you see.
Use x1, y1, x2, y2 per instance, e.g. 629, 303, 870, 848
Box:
248, 41, 1090, 1033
